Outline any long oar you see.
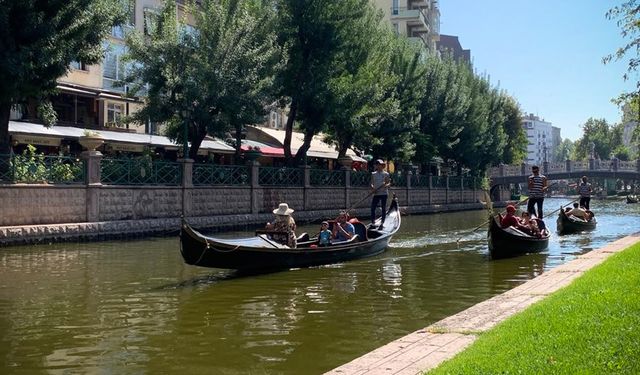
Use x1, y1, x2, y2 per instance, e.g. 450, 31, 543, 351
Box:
456, 195, 530, 243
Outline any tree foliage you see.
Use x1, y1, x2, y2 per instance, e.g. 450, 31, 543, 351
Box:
125, 0, 279, 159
572, 118, 626, 160
0, 0, 124, 155
604, 0, 640, 105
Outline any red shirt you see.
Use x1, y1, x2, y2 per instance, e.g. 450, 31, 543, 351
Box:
501, 213, 520, 228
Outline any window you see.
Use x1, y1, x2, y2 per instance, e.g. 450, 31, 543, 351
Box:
112, 0, 135, 39
144, 8, 160, 36
70, 61, 88, 71
107, 103, 124, 127
392, 0, 399, 14
103, 43, 127, 92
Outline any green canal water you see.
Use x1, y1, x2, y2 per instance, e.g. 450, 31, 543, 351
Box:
1, 198, 638, 374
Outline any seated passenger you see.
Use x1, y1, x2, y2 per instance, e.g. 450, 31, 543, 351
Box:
501, 205, 526, 229
318, 221, 332, 246
521, 212, 542, 237
332, 211, 355, 242
267, 203, 297, 247
566, 202, 588, 221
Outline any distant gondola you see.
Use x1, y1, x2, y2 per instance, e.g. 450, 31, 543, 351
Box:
627, 195, 638, 204
488, 215, 550, 259
179, 197, 401, 271
556, 208, 596, 235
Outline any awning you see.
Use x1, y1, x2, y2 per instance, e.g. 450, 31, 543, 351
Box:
246, 126, 366, 162
241, 140, 284, 157
9, 121, 235, 154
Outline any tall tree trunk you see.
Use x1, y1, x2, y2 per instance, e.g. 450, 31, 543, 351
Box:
0, 102, 10, 155
284, 97, 298, 166
293, 129, 314, 166
234, 122, 243, 161
0, 102, 11, 179
188, 124, 207, 160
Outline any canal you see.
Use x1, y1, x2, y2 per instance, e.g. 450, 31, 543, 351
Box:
1, 197, 638, 374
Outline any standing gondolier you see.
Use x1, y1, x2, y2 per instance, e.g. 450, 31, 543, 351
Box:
527, 165, 548, 218
370, 159, 391, 229
577, 176, 592, 210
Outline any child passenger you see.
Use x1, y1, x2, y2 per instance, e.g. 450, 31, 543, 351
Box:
318, 221, 332, 246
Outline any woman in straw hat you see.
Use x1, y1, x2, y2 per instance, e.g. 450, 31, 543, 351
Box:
266, 203, 297, 248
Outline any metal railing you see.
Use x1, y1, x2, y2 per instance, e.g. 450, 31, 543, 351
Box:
193, 164, 250, 186
0, 154, 84, 184
101, 158, 182, 185
258, 166, 303, 186
310, 169, 344, 187
350, 171, 370, 187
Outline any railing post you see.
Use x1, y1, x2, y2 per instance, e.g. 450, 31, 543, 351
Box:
543, 161, 549, 174
498, 163, 505, 177
613, 157, 619, 172
445, 176, 449, 204
428, 175, 433, 205
344, 168, 351, 210
636, 159, 640, 173
566, 159, 572, 173
179, 158, 193, 188
250, 160, 260, 214
178, 158, 193, 217
303, 165, 311, 211
405, 169, 412, 206
520, 163, 527, 176
81, 150, 102, 223
589, 157, 595, 171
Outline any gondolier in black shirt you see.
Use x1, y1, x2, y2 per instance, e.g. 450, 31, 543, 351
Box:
527, 165, 548, 218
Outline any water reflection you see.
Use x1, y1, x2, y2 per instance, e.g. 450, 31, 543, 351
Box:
0, 198, 638, 374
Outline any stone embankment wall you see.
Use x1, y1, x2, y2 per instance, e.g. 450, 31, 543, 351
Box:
0, 184, 499, 246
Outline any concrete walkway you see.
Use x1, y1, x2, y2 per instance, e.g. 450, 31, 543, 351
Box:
325, 233, 640, 375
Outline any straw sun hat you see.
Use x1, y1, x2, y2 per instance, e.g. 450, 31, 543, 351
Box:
273, 203, 294, 216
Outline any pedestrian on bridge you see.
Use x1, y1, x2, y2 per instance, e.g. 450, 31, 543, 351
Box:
578, 176, 592, 210
527, 165, 548, 218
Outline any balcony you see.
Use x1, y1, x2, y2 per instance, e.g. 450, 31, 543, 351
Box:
409, 0, 430, 8
390, 7, 429, 34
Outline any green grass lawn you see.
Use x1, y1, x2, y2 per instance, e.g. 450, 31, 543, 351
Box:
428, 243, 640, 375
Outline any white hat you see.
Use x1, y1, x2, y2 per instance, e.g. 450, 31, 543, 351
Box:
273, 203, 294, 216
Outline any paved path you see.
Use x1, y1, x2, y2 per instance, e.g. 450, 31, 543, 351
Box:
325, 233, 640, 375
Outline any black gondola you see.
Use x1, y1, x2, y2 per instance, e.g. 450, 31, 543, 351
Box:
179, 197, 401, 271
556, 208, 596, 235
488, 215, 550, 259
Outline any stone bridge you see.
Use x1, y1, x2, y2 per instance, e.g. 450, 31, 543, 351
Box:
488, 159, 640, 187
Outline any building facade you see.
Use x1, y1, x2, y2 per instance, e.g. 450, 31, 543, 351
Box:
373, 0, 440, 52
9, 0, 194, 135
436, 34, 471, 63
522, 113, 557, 165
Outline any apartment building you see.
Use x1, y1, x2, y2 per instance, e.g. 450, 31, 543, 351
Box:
522, 113, 558, 164
9, 0, 196, 135
373, 0, 440, 52
436, 34, 470, 63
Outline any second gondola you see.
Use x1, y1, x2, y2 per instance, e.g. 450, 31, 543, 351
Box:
556, 208, 596, 235
488, 215, 550, 259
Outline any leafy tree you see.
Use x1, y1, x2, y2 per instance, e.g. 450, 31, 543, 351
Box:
604, 1, 640, 107
500, 95, 527, 164
415, 57, 470, 167
0, 0, 124, 155
572, 118, 623, 160
322, 10, 402, 162
125, 0, 278, 159
554, 138, 575, 161
368, 37, 426, 164
274, 0, 375, 166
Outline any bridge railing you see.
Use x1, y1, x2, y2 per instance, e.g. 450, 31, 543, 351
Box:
490, 159, 640, 178
546, 162, 565, 173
